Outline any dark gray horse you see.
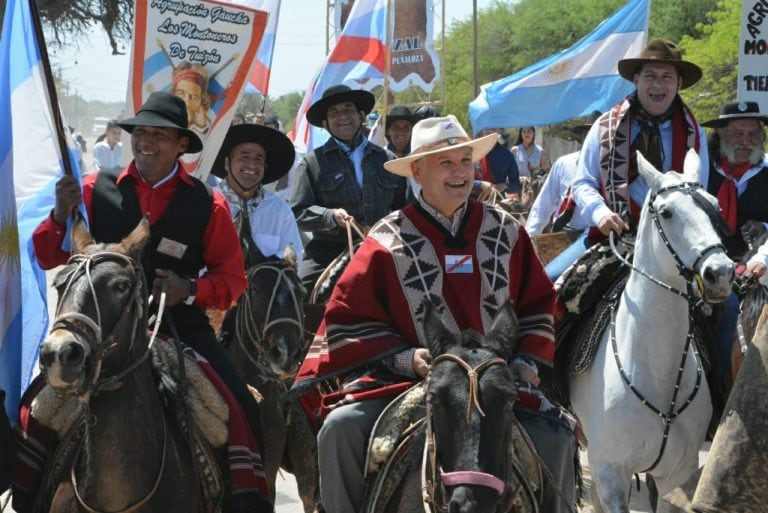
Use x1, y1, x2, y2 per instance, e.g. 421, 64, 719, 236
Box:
364, 302, 542, 513
221, 247, 317, 511
38, 219, 210, 512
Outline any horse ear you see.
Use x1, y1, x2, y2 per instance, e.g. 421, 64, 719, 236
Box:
283, 243, 298, 267
486, 301, 519, 357
636, 151, 663, 192
681, 149, 701, 183
118, 217, 150, 260
71, 217, 94, 254
423, 301, 453, 357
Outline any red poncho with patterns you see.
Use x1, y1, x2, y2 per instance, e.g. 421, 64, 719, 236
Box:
293, 199, 556, 430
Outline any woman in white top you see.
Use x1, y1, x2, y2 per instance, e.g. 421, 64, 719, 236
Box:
510, 126, 550, 179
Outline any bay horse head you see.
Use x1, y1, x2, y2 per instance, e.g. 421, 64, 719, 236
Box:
637, 149, 735, 303
423, 301, 521, 513
231, 244, 307, 379
39, 219, 149, 395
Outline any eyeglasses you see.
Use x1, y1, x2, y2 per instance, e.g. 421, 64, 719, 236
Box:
638, 72, 679, 87
723, 129, 765, 143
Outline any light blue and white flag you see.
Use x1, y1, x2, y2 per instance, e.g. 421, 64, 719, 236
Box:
0, 0, 85, 422
469, 0, 649, 132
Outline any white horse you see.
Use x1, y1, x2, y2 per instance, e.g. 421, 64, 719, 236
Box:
569, 150, 735, 513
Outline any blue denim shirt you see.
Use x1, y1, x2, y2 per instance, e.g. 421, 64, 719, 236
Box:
290, 137, 407, 242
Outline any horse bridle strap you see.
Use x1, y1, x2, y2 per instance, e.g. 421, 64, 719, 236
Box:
440, 471, 505, 496
431, 353, 507, 424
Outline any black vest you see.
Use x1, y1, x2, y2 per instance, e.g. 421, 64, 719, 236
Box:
91, 167, 213, 285
707, 164, 768, 259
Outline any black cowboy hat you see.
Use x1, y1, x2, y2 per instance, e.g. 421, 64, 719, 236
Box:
571, 110, 602, 135
618, 38, 702, 90
701, 101, 768, 128
385, 105, 418, 130
306, 84, 375, 128
211, 124, 296, 183
117, 91, 203, 153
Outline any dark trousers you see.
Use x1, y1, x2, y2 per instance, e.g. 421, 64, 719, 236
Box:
165, 305, 265, 453
300, 238, 347, 291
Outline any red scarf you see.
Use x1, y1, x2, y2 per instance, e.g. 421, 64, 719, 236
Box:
476, 157, 494, 183
717, 157, 751, 233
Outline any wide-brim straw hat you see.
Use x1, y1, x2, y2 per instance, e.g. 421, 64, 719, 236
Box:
117, 91, 203, 153
306, 84, 375, 128
617, 38, 702, 90
211, 124, 296, 183
384, 115, 497, 177
701, 101, 768, 128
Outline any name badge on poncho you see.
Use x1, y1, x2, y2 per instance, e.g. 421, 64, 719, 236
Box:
445, 255, 473, 273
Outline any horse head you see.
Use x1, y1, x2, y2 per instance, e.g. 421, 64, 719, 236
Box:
423, 301, 520, 513
39, 218, 149, 394
637, 149, 735, 302
234, 244, 308, 379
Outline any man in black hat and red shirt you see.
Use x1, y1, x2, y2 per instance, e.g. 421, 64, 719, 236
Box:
30, 91, 272, 512
290, 84, 408, 289
701, 101, 768, 383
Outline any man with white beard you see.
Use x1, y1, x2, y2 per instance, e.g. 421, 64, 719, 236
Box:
701, 101, 768, 383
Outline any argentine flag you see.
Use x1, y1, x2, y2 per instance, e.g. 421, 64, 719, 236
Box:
469, 0, 649, 132
0, 0, 85, 422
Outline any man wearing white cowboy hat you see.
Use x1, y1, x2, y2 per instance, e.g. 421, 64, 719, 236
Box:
32, 91, 273, 512
700, 101, 768, 383
290, 84, 408, 290
551, 38, 709, 279
292, 115, 577, 513
211, 123, 304, 270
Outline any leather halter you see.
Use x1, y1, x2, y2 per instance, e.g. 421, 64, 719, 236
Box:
234, 261, 304, 379
422, 353, 508, 512
50, 251, 166, 513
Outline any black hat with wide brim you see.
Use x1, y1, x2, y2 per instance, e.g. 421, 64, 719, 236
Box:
385, 105, 418, 130
306, 84, 375, 128
116, 91, 203, 153
701, 101, 768, 128
617, 38, 702, 90
571, 110, 603, 135
211, 124, 296, 183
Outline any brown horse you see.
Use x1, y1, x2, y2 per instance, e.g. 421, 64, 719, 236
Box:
221, 247, 318, 511
37, 219, 211, 512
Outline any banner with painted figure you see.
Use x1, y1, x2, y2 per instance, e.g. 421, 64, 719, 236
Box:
738, 0, 768, 112
126, 0, 268, 180
334, 0, 440, 93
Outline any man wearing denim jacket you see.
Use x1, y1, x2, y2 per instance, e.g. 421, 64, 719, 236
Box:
290, 85, 408, 289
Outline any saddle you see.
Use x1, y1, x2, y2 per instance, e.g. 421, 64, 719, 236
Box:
361, 384, 543, 513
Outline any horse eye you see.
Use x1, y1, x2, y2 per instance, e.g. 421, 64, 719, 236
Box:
113, 280, 131, 294
659, 208, 673, 220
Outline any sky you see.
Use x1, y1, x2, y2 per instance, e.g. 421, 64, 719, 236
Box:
49, 0, 494, 104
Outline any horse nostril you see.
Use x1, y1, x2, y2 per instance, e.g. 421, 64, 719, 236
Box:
39, 346, 55, 367
59, 341, 85, 367
703, 268, 716, 285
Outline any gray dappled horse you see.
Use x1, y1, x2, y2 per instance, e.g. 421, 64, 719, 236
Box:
221, 246, 317, 511
363, 302, 543, 513
38, 219, 209, 513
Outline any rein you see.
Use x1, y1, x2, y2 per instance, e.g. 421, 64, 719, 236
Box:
235, 261, 304, 379
607, 181, 717, 473
421, 353, 508, 513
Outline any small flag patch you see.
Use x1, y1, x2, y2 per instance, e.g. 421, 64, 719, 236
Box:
446, 255, 473, 273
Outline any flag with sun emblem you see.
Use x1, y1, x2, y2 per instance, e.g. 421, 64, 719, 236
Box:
0, 0, 85, 422
469, 0, 649, 132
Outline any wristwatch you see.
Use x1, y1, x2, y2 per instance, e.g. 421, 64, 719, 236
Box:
183, 279, 197, 305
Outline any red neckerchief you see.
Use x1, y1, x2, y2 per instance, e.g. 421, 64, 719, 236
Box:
717, 157, 752, 233
476, 156, 494, 183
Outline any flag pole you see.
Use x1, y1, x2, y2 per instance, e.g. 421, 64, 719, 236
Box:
27, 0, 75, 176
472, 0, 479, 98
381, 0, 392, 135
440, 0, 446, 109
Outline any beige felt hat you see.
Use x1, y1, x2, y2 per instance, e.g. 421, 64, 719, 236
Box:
384, 115, 497, 177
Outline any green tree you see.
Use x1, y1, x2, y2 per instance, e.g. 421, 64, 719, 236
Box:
678, 0, 740, 123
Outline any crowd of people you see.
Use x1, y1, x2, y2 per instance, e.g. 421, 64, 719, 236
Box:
3, 35, 768, 513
